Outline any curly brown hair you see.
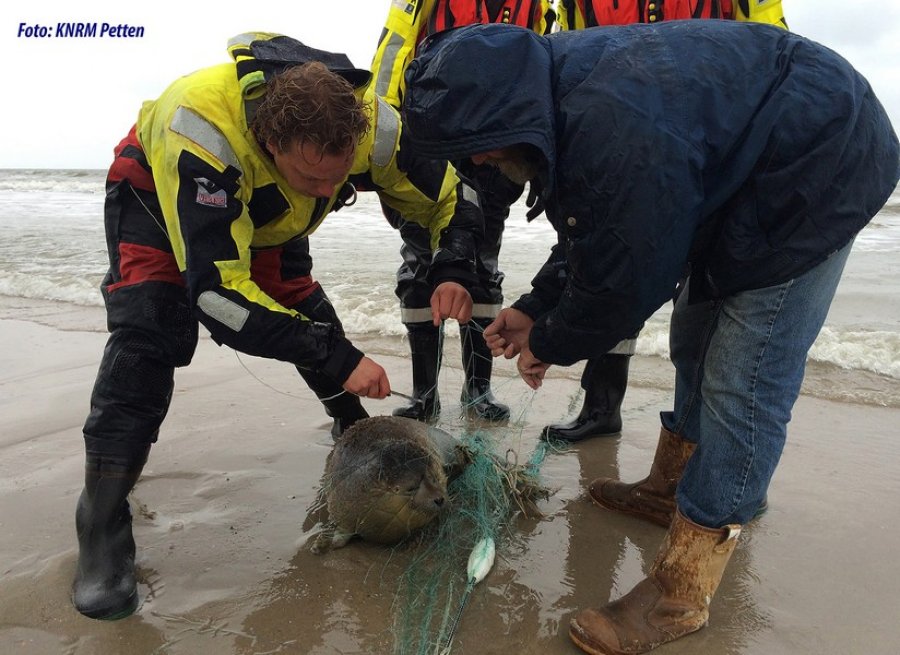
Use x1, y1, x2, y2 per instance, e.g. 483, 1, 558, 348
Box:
251, 62, 370, 156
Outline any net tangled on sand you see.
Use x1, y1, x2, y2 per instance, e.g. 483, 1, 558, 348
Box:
390, 427, 554, 655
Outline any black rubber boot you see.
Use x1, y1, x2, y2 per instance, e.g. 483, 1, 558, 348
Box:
393, 322, 441, 422
73, 446, 149, 620
322, 392, 369, 439
542, 354, 630, 442
461, 318, 510, 422
297, 368, 369, 439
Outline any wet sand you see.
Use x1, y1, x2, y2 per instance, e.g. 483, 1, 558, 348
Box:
1, 305, 899, 655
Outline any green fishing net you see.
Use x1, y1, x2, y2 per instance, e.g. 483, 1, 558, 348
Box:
389, 419, 555, 654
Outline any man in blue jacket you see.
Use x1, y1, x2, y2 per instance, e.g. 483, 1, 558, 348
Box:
402, 21, 899, 654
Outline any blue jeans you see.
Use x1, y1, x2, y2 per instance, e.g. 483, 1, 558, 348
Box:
663, 242, 853, 527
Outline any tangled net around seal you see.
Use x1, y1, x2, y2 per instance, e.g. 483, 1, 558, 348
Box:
390, 427, 554, 655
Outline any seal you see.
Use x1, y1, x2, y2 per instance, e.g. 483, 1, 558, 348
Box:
315, 416, 467, 551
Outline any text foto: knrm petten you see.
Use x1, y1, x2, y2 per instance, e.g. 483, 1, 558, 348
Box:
18, 23, 145, 38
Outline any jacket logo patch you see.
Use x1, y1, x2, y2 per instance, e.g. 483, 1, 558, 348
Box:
194, 177, 227, 208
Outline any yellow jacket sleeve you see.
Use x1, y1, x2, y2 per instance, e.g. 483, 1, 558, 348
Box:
370, 0, 438, 108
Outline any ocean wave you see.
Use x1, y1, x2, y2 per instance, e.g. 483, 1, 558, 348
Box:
333, 299, 899, 380
0, 169, 105, 194
878, 192, 900, 216
632, 318, 900, 380
327, 283, 463, 339
1, 277, 895, 380
809, 327, 900, 379
855, 212, 900, 252
0, 273, 103, 307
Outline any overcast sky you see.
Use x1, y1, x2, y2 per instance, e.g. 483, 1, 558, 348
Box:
2, 0, 897, 169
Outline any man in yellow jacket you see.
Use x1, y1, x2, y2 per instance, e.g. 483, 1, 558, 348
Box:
542, 0, 788, 446
371, 0, 554, 423
73, 32, 483, 621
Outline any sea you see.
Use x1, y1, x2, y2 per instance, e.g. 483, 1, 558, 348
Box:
1, 168, 898, 405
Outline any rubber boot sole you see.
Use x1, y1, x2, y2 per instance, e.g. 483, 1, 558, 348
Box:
73, 588, 138, 620
541, 424, 622, 443
569, 621, 621, 655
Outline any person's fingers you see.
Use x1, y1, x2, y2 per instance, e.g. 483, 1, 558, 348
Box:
456, 297, 472, 323
373, 369, 390, 399
430, 292, 444, 326
486, 336, 506, 357
484, 334, 503, 349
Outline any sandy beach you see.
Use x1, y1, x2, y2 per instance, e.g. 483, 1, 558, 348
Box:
1, 299, 899, 655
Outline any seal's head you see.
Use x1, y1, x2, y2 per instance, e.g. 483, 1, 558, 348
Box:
325, 416, 451, 546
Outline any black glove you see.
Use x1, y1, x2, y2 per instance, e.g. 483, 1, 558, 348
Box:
525, 182, 544, 222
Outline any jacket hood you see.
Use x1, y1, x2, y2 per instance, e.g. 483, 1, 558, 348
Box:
227, 32, 372, 98
403, 25, 557, 188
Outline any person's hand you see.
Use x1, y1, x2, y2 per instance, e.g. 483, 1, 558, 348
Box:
516, 347, 551, 390
430, 282, 473, 325
342, 356, 390, 398
483, 307, 534, 358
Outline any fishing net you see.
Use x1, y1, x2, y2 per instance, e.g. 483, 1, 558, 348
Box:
390, 427, 554, 654
388, 325, 558, 655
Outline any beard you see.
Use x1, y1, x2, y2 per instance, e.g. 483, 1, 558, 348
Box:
494, 157, 538, 185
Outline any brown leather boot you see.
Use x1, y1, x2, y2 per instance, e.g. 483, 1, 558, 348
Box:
569, 510, 741, 655
589, 427, 695, 527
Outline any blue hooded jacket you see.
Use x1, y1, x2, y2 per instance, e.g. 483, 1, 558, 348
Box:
402, 22, 899, 365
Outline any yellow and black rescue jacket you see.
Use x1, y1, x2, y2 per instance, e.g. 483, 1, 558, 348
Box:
556, 0, 787, 29
371, 0, 555, 108
124, 32, 482, 381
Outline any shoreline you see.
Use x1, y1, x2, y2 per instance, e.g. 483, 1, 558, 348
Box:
3, 292, 897, 409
